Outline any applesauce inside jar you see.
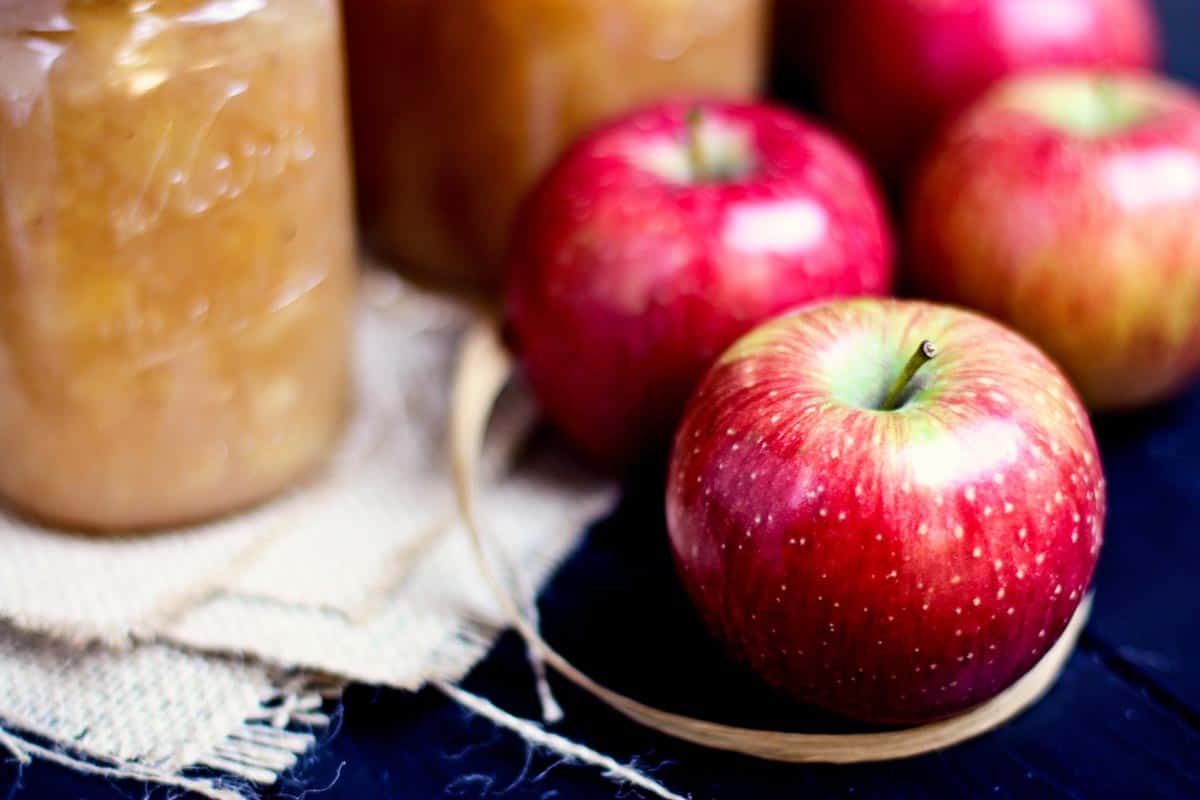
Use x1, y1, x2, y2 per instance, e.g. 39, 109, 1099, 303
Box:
0, 0, 356, 531
343, 0, 766, 287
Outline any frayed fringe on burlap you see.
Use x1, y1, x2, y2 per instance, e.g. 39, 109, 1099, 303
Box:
0, 674, 339, 800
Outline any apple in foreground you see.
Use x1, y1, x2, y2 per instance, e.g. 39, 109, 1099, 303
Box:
821, 0, 1159, 182
910, 71, 1200, 411
506, 100, 893, 468
667, 299, 1104, 724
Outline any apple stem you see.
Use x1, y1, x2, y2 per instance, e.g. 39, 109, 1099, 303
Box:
686, 106, 711, 182
881, 340, 938, 411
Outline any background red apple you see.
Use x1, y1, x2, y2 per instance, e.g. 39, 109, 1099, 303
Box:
821, 0, 1159, 182
909, 70, 1200, 410
667, 299, 1104, 724
505, 99, 893, 468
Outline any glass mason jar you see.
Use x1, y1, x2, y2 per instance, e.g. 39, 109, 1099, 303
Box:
0, 0, 356, 531
343, 0, 767, 287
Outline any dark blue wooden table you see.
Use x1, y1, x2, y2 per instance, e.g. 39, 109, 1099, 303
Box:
6, 1, 1200, 797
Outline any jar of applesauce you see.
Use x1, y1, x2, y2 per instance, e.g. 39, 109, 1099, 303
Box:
343, 0, 766, 287
0, 0, 355, 531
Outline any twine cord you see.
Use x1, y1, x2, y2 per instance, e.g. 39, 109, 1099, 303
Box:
448, 317, 1092, 765
435, 681, 687, 800
0, 671, 333, 797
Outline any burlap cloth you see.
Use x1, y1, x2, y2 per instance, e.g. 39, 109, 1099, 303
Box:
0, 270, 617, 798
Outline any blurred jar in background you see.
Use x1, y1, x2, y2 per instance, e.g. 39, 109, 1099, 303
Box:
344, 0, 767, 288
0, 0, 356, 532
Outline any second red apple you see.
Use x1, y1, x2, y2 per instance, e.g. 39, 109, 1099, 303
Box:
909, 71, 1200, 410
505, 100, 894, 467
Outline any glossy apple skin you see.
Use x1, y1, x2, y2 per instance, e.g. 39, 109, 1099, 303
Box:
822, 0, 1159, 182
667, 299, 1104, 724
910, 72, 1200, 411
506, 100, 893, 468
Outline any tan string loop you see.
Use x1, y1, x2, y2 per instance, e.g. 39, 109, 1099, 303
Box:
450, 317, 1090, 764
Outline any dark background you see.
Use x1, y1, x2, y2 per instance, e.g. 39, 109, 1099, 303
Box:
6, 1, 1200, 797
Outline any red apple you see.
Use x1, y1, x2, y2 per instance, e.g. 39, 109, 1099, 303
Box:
667, 298, 1104, 724
505, 100, 894, 468
910, 71, 1200, 411
822, 0, 1159, 182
